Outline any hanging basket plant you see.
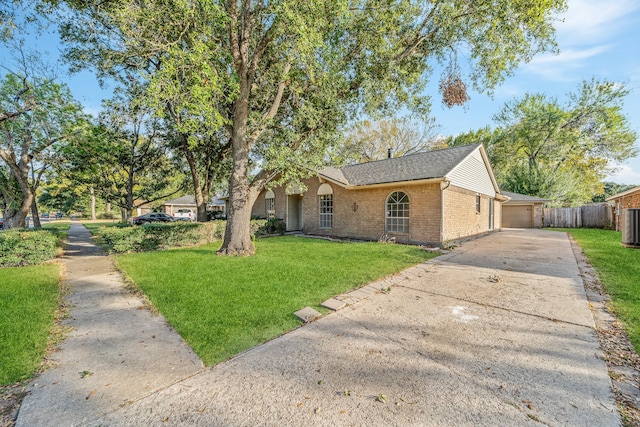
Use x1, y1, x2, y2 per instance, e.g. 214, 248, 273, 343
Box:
439, 64, 470, 108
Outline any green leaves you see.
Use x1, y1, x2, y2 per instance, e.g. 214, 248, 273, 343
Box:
476, 79, 637, 206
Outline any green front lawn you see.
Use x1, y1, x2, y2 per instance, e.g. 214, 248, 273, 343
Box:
561, 228, 640, 352
0, 265, 61, 385
40, 221, 71, 233
115, 236, 437, 365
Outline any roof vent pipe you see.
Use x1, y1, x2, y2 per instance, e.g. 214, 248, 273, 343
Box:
388, 148, 392, 159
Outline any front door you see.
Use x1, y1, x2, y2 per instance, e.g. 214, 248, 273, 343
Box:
286, 195, 303, 231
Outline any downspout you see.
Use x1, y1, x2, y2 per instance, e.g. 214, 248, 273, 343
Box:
440, 180, 451, 244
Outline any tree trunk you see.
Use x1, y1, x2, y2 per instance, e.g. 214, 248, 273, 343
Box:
219, 171, 254, 255
30, 198, 41, 228
3, 208, 25, 229
106, 201, 111, 213
90, 186, 96, 220
4, 191, 31, 229
218, 80, 254, 255
184, 148, 208, 222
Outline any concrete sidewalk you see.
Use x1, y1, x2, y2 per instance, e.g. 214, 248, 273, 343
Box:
16, 223, 203, 426
89, 229, 618, 426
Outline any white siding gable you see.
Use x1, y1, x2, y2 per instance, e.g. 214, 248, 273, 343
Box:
445, 148, 496, 197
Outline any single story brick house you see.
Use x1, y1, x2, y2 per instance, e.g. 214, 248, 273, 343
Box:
251, 143, 508, 246
606, 185, 640, 231
502, 192, 551, 228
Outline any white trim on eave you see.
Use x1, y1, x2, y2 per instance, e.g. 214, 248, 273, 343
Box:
345, 177, 445, 190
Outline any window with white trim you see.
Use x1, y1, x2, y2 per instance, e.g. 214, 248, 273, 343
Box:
386, 191, 409, 233
318, 183, 333, 229
265, 190, 275, 219
319, 195, 333, 228
475, 194, 481, 214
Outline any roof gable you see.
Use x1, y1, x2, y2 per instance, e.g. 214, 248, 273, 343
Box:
165, 195, 196, 205
445, 147, 499, 197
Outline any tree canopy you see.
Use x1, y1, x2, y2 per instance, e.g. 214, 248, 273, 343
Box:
62, 85, 184, 222
450, 80, 638, 206
53, 0, 566, 253
0, 67, 87, 228
333, 118, 445, 165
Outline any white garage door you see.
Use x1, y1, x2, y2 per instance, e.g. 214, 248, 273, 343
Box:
503, 205, 533, 228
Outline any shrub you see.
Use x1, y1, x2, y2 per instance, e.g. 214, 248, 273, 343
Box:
97, 225, 146, 253
96, 219, 286, 253
97, 211, 118, 219
213, 218, 286, 241
97, 222, 218, 253
0, 229, 60, 267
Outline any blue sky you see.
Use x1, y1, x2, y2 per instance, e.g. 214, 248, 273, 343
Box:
426, 0, 640, 185
5, 0, 640, 185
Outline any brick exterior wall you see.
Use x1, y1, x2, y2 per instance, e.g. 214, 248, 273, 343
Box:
254, 178, 442, 244
494, 198, 502, 231
611, 190, 640, 230
533, 204, 544, 228
442, 185, 499, 243
253, 177, 500, 245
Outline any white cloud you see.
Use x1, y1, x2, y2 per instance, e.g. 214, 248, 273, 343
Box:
606, 163, 640, 185
522, 0, 640, 82
556, 0, 640, 45
524, 46, 609, 81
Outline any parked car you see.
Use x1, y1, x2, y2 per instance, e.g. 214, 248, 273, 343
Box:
173, 208, 195, 222
207, 211, 226, 220
0, 218, 3, 230
133, 212, 176, 225
41, 213, 49, 219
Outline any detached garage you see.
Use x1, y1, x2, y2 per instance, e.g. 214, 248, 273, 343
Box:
502, 192, 550, 228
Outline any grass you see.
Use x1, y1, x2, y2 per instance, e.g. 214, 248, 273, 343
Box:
115, 236, 438, 365
0, 264, 61, 385
40, 221, 71, 233
558, 228, 640, 352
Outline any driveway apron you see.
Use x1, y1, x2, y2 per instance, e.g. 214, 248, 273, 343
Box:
87, 229, 619, 426
16, 223, 203, 427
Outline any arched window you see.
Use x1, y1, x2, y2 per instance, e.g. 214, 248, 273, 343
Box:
386, 191, 409, 233
265, 189, 275, 219
318, 184, 333, 229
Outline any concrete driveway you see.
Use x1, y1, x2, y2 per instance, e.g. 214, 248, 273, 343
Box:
87, 229, 618, 426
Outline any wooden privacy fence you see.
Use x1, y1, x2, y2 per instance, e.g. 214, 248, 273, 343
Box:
543, 204, 613, 228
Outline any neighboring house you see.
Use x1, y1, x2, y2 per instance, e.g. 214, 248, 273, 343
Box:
162, 195, 226, 216
606, 185, 640, 231
134, 200, 155, 216
502, 192, 551, 229
251, 144, 508, 246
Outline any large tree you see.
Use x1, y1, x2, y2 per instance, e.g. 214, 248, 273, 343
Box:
55, 0, 566, 254
493, 80, 636, 206
0, 68, 86, 228
63, 88, 184, 222
450, 80, 637, 206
